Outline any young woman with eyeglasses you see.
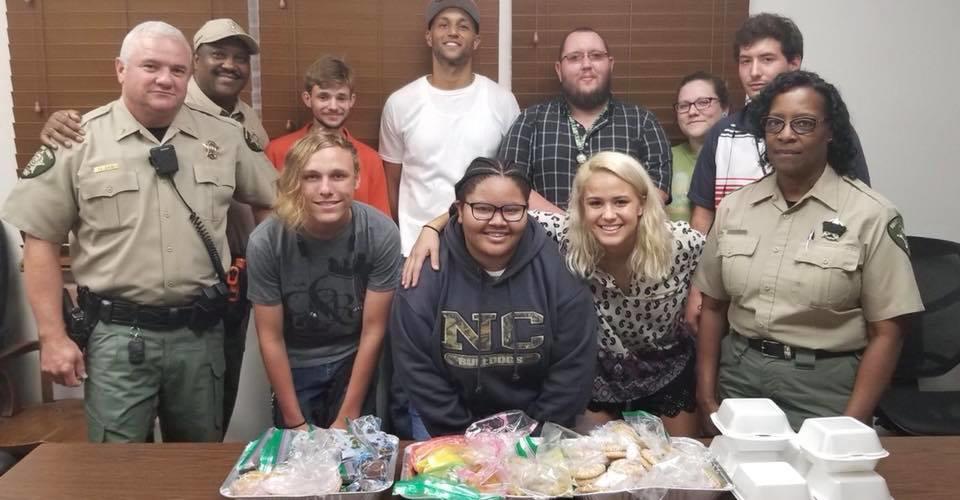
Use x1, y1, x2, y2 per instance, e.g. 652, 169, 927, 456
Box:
390, 157, 598, 439
670, 72, 730, 223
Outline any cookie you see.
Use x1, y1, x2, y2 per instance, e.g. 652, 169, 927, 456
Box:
608, 458, 647, 477
575, 480, 603, 494
572, 462, 606, 480
602, 443, 627, 459
640, 448, 660, 466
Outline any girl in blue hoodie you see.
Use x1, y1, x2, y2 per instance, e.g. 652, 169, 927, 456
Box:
390, 158, 598, 439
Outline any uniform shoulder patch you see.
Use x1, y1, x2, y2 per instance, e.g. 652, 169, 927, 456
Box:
887, 214, 910, 255
243, 127, 263, 152
20, 145, 56, 178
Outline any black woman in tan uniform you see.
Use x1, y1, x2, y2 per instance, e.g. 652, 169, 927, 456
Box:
694, 71, 923, 430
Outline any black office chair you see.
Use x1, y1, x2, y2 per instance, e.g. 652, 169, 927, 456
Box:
876, 236, 960, 435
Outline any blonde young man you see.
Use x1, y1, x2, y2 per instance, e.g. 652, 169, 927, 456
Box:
247, 133, 400, 429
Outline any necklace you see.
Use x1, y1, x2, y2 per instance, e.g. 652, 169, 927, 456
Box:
567, 102, 609, 164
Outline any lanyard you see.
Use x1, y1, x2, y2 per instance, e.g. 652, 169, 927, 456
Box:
567, 102, 608, 164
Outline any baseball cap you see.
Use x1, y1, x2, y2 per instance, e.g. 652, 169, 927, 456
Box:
425, 0, 480, 31
193, 18, 260, 55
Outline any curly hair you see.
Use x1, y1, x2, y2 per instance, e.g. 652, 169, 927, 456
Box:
275, 133, 359, 232
566, 152, 672, 282
676, 71, 730, 109
734, 13, 803, 62
746, 70, 858, 177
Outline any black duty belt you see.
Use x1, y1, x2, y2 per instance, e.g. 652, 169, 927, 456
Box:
733, 331, 857, 361
80, 290, 195, 330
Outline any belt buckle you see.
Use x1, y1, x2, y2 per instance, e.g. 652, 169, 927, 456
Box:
759, 339, 789, 359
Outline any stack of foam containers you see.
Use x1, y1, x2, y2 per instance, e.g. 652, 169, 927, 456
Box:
710, 399, 893, 500
708, 399, 809, 499
797, 416, 892, 500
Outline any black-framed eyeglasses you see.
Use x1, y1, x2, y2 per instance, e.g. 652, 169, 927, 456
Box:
760, 116, 825, 135
674, 97, 719, 114
560, 51, 610, 64
464, 202, 528, 222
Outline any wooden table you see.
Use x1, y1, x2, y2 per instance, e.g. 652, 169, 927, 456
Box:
0, 437, 958, 499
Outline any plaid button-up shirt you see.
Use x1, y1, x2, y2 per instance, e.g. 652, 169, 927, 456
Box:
498, 96, 672, 209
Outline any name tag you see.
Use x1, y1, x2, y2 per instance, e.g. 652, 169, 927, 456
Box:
93, 163, 119, 173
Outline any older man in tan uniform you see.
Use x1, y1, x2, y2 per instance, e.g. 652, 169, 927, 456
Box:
694, 166, 923, 429
1, 21, 277, 442
38, 17, 271, 435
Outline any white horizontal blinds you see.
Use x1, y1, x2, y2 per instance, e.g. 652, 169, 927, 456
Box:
256, 0, 500, 149
511, 0, 748, 143
7, 0, 250, 168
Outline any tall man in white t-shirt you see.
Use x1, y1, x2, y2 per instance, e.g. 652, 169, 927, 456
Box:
379, 0, 520, 256
377, 0, 519, 438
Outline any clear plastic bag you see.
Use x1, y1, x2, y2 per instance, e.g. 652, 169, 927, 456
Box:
229, 417, 397, 496
640, 439, 725, 490
229, 427, 342, 496
623, 410, 672, 457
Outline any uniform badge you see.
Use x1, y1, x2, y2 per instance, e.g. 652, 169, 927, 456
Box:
821, 218, 847, 242
887, 214, 910, 255
202, 140, 221, 160
20, 145, 56, 179
243, 128, 263, 152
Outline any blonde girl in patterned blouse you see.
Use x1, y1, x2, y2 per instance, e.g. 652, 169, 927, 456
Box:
402, 151, 704, 436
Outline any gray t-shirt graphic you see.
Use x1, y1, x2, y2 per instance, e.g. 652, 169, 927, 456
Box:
247, 203, 401, 367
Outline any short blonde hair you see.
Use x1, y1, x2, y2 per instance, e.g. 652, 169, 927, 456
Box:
566, 151, 672, 282
275, 133, 358, 231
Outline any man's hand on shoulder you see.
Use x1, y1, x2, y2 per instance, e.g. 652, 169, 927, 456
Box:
40, 110, 85, 149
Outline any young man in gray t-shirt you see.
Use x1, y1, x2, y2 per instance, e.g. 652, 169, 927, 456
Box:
247, 133, 400, 429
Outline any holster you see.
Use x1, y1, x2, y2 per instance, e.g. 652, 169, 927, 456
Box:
190, 282, 229, 332
64, 287, 95, 350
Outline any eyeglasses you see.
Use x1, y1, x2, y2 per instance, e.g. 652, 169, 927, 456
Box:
674, 97, 719, 114
464, 202, 528, 222
760, 116, 824, 135
560, 51, 610, 64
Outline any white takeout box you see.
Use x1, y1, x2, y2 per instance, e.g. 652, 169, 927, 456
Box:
797, 417, 889, 473
709, 436, 783, 476
711, 399, 795, 451
806, 465, 892, 500
732, 461, 810, 500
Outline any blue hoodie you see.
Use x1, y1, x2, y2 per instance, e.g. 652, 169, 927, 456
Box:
390, 217, 598, 436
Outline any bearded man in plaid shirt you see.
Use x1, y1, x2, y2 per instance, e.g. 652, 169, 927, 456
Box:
499, 27, 672, 210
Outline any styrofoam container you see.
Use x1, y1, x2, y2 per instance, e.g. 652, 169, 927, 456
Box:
731, 462, 810, 500
711, 399, 795, 451
783, 438, 811, 477
797, 417, 888, 472
709, 436, 783, 476
806, 466, 892, 500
